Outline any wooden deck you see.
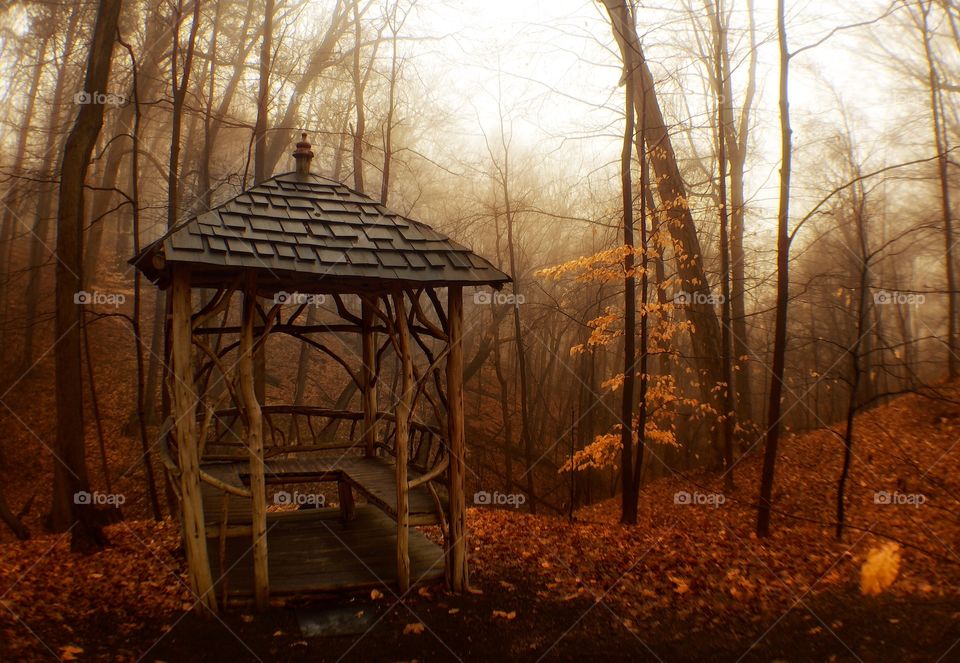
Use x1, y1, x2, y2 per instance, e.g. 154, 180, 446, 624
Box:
199, 455, 447, 528
209, 506, 445, 598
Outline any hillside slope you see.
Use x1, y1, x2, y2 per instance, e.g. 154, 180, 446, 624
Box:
2, 388, 960, 661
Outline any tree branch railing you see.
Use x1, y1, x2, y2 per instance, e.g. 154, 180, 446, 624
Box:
200, 405, 447, 477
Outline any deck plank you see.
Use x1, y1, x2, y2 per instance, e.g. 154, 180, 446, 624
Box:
209, 505, 445, 596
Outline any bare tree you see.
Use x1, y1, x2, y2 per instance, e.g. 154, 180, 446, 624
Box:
756, 0, 792, 538
50, 0, 123, 550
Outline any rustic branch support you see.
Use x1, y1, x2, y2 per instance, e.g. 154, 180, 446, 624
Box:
171, 267, 218, 613
239, 274, 269, 609
446, 285, 467, 591
393, 291, 413, 592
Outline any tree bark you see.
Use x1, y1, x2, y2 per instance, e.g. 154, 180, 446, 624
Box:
709, 0, 736, 490
610, 0, 638, 526
254, 0, 274, 184
757, 0, 792, 538
21, 8, 83, 367
918, 0, 958, 378
50, 0, 123, 551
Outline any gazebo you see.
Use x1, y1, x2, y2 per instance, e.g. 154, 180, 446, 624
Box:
132, 135, 509, 612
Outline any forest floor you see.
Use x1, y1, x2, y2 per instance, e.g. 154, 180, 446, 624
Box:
2, 319, 960, 661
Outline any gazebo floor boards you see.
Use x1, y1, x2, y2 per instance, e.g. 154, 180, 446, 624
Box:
208, 506, 445, 596
199, 455, 448, 528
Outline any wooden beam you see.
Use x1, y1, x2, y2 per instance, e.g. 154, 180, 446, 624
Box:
392, 291, 412, 592
239, 273, 269, 609
361, 300, 378, 457
445, 285, 467, 591
171, 267, 218, 613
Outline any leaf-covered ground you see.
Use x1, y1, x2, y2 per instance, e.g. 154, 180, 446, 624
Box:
1, 318, 960, 660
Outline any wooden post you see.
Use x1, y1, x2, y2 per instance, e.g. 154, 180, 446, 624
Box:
361, 299, 378, 457
239, 273, 269, 609
171, 267, 218, 612
338, 480, 355, 523
445, 286, 467, 591
392, 291, 412, 592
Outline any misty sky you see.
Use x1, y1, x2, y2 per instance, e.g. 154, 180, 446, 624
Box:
391, 0, 923, 230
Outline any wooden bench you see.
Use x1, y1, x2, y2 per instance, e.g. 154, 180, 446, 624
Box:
188, 405, 449, 532
199, 454, 448, 533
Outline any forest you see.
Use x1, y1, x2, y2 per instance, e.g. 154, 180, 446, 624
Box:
1, 0, 960, 660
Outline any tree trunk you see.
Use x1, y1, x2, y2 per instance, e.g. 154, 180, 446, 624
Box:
254, 0, 274, 184
723, 0, 757, 426
351, 1, 365, 192
757, 0, 792, 538
709, 0, 736, 490
50, 0, 123, 552
502, 176, 535, 513
919, 0, 958, 378
21, 9, 83, 368
602, 0, 725, 425
610, 0, 638, 526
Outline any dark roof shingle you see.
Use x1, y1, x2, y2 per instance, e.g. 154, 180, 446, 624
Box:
132, 172, 509, 290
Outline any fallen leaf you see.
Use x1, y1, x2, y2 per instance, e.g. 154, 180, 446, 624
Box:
403, 622, 426, 635
60, 645, 84, 661
860, 543, 901, 596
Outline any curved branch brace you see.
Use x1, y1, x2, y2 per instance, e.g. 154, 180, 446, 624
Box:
254, 303, 283, 352
191, 282, 238, 330
333, 293, 363, 325
410, 289, 448, 341
278, 329, 362, 387
361, 299, 379, 457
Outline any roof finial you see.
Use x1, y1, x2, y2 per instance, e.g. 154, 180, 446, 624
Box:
293, 132, 313, 178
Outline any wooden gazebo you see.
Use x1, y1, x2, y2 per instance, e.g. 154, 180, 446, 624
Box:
132, 136, 509, 612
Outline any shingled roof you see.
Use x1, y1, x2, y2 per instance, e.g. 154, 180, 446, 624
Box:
132, 171, 509, 292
